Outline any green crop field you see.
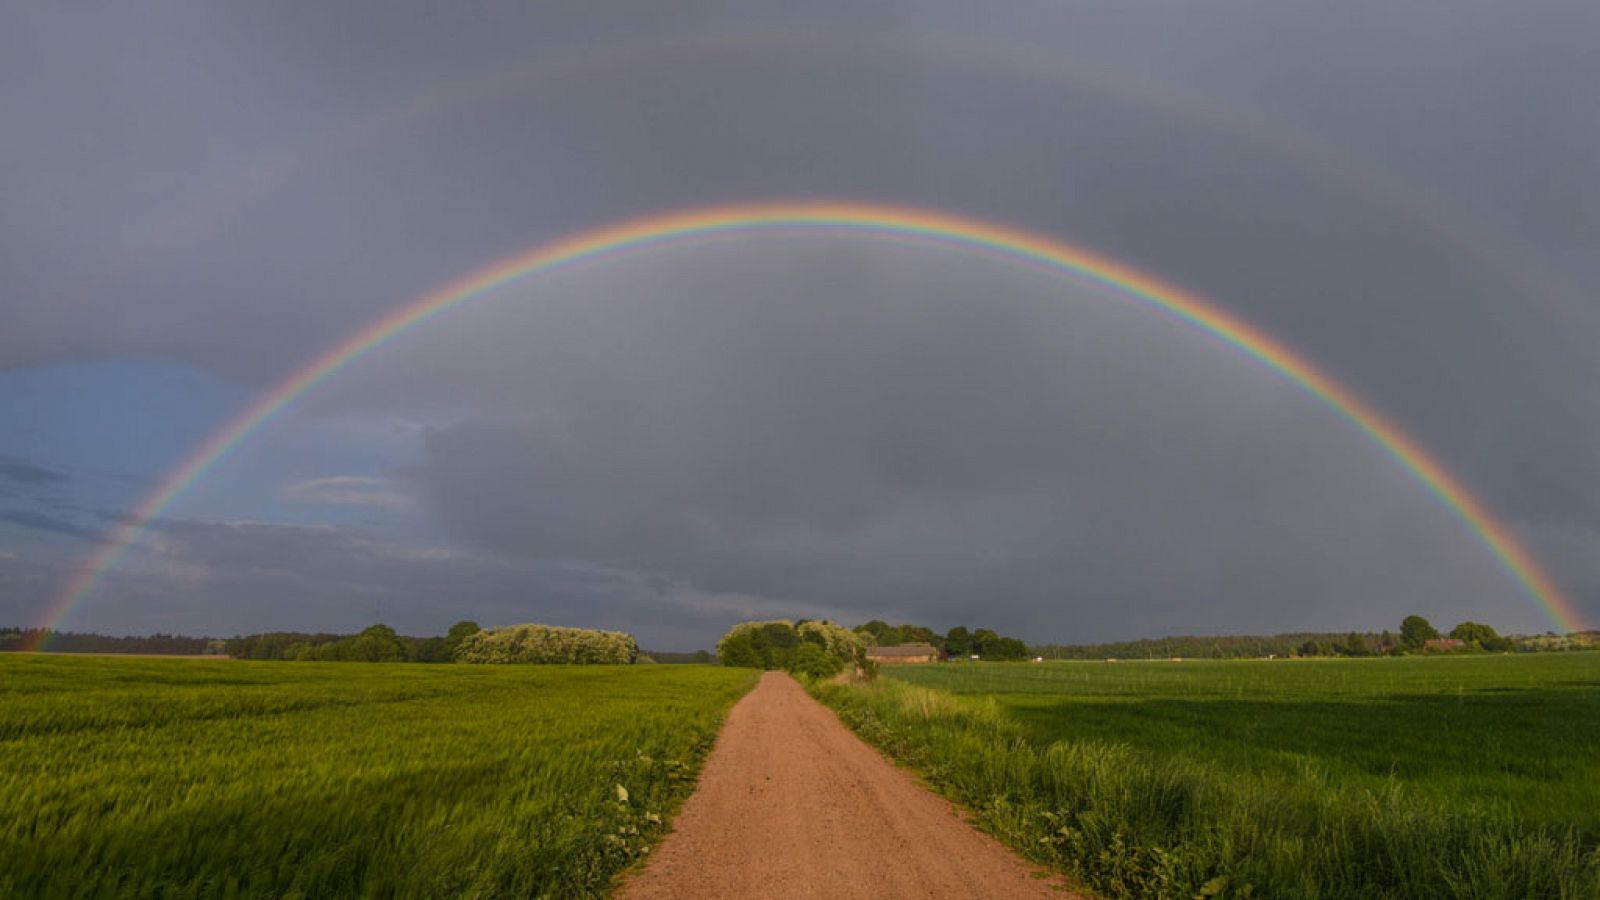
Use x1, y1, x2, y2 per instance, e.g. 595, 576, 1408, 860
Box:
815, 653, 1600, 899
0, 655, 755, 899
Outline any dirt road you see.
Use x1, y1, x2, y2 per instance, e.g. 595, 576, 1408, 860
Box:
617, 672, 1077, 899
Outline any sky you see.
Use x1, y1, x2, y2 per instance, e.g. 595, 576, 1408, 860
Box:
2, 1, 1597, 649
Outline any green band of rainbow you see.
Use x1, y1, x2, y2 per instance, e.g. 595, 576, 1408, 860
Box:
33, 201, 1584, 647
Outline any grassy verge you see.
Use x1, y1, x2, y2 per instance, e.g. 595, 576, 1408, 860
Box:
811, 668, 1600, 899
0, 655, 756, 898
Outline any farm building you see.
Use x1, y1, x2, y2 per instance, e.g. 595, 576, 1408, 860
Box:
1424, 638, 1467, 652
865, 643, 940, 664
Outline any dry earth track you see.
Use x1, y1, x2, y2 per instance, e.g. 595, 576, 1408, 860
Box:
618, 671, 1079, 899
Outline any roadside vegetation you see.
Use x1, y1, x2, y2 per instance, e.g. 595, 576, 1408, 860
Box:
0, 654, 755, 899
813, 652, 1600, 899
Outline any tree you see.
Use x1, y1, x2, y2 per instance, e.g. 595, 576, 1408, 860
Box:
456, 623, 638, 664
717, 620, 862, 672
792, 643, 844, 679
1339, 632, 1369, 657
1450, 621, 1509, 651
856, 620, 897, 646
991, 637, 1028, 660
717, 630, 762, 669
754, 622, 800, 669
943, 626, 971, 657
1400, 615, 1439, 651
412, 636, 452, 662
446, 620, 480, 649
347, 624, 406, 662
971, 629, 1000, 657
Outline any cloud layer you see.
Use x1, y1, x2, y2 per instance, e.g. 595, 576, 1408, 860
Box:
2, 2, 1596, 643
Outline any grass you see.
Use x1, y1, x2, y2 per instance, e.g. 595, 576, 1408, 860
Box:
0, 654, 756, 899
813, 654, 1600, 899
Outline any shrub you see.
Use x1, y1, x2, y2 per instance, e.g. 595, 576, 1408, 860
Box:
455, 623, 640, 664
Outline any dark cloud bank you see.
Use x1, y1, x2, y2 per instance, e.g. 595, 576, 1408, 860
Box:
1, 2, 1596, 645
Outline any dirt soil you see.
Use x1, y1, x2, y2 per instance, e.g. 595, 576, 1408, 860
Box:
617, 671, 1079, 899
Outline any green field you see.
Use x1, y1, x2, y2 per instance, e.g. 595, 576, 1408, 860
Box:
815, 654, 1600, 899
0, 655, 755, 899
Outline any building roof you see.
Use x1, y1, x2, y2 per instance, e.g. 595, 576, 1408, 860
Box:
866, 643, 939, 657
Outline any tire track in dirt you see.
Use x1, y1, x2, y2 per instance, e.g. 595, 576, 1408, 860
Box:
617, 672, 1079, 899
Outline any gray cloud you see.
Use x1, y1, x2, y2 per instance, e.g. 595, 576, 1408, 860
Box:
0, 508, 95, 541
0, 457, 68, 486
284, 476, 413, 510
0, 517, 809, 648
2, 2, 1595, 639
372, 242, 1533, 640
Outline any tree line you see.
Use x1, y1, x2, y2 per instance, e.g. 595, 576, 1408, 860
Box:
226, 621, 482, 662
0, 628, 221, 655
1034, 615, 1544, 660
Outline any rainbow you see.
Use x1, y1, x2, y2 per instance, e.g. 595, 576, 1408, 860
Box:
32, 201, 1585, 647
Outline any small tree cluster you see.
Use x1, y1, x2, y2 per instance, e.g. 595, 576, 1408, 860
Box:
1449, 620, 1514, 652
853, 620, 940, 647
716, 620, 864, 676
1400, 615, 1441, 651
852, 621, 1027, 660
455, 623, 639, 664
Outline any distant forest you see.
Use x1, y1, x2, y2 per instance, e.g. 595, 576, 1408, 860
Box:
1031, 624, 1599, 660
1, 624, 715, 664
0, 628, 221, 655
1032, 632, 1387, 660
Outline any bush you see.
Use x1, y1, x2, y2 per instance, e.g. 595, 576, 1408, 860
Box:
455, 623, 640, 664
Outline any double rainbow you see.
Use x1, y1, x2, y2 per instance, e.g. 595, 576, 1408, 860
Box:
32, 202, 1583, 647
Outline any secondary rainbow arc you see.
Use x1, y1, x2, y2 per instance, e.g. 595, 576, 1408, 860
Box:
33, 201, 1584, 648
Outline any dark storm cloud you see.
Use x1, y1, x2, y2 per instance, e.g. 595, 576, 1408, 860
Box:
0, 508, 95, 541
2, 2, 1596, 638
0, 517, 817, 648
0, 457, 68, 486
375, 242, 1533, 640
